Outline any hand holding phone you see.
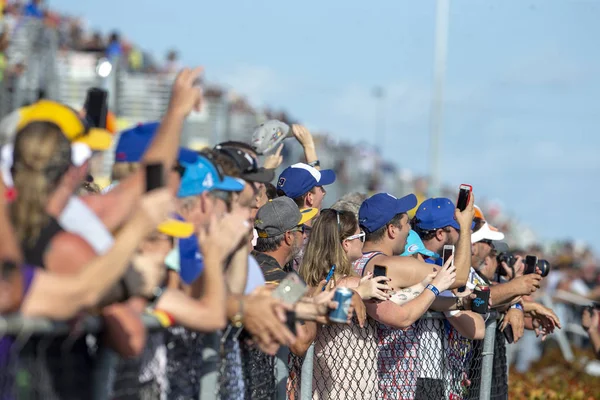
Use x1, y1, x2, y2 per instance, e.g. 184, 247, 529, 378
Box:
272, 272, 308, 304
373, 265, 387, 278
145, 163, 165, 192
442, 245, 455, 268
456, 184, 473, 212
84, 88, 109, 128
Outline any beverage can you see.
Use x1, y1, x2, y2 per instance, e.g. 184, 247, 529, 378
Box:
329, 287, 353, 323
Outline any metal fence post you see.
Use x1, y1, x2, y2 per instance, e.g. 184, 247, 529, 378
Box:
478, 317, 498, 400
300, 343, 314, 400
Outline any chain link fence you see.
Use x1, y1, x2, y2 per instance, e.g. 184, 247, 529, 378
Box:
0, 311, 506, 399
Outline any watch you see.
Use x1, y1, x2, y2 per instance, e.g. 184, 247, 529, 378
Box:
231, 298, 244, 328
308, 160, 320, 168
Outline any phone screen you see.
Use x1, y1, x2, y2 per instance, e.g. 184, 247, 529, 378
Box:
145, 163, 164, 192
373, 265, 387, 278
442, 246, 455, 266
456, 185, 471, 211
84, 88, 108, 128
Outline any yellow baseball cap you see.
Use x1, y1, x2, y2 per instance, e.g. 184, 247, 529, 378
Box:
157, 219, 195, 238
16, 100, 113, 151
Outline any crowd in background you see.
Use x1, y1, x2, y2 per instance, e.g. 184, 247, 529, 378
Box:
0, 2, 597, 396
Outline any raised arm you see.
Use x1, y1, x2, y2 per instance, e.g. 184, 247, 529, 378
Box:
452, 193, 475, 288
21, 189, 174, 320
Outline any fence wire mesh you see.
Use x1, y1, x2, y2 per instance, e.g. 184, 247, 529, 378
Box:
164, 325, 205, 400
290, 314, 492, 400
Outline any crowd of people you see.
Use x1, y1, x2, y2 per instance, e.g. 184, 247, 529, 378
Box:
0, 65, 575, 400
0, 0, 178, 80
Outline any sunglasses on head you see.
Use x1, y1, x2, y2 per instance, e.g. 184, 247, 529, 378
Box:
321, 208, 342, 233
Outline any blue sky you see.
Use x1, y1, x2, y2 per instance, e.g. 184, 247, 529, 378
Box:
51, 0, 600, 251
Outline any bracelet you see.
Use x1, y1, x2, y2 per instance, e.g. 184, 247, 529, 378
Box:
426, 284, 440, 297
511, 303, 524, 311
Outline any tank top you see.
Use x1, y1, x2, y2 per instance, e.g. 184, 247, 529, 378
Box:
352, 251, 385, 276
21, 217, 64, 269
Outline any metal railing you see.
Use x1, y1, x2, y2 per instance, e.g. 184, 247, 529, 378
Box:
0, 311, 505, 400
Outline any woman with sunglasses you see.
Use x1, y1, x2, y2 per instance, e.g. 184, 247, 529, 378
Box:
293, 208, 391, 399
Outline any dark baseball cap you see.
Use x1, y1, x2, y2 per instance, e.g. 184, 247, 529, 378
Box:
277, 163, 336, 199
214, 145, 274, 183
358, 193, 418, 233
255, 197, 318, 238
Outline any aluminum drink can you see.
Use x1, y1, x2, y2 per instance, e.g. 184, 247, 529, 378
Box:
329, 287, 353, 323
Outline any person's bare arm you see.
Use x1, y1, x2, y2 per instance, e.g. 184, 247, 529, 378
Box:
85, 67, 204, 231
224, 244, 249, 295
447, 311, 485, 340
365, 292, 437, 329
21, 190, 174, 320
490, 275, 541, 308
452, 194, 475, 288
363, 255, 435, 289
290, 321, 317, 357
290, 125, 319, 168
102, 302, 147, 358
155, 288, 227, 332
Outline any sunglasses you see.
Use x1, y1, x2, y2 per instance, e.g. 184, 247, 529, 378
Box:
345, 231, 366, 243
289, 225, 306, 234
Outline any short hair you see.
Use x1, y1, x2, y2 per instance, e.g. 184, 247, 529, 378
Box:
364, 213, 404, 243
265, 182, 278, 200
254, 233, 285, 253
277, 187, 315, 208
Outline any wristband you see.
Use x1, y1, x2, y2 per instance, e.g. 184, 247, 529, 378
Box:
152, 309, 176, 327
426, 284, 440, 297
511, 303, 524, 311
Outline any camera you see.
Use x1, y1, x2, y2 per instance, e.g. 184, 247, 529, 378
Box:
496, 252, 517, 276
497, 253, 551, 278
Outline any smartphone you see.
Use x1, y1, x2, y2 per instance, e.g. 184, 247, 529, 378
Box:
523, 255, 538, 275
285, 310, 297, 335
456, 184, 473, 211
373, 265, 387, 278
503, 324, 515, 344
442, 245, 455, 267
145, 163, 164, 192
322, 264, 336, 291
84, 88, 109, 128
272, 272, 308, 304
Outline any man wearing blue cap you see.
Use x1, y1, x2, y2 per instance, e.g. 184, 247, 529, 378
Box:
276, 162, 336, 212
351, 192, 479, 399
173, 154, 245, 286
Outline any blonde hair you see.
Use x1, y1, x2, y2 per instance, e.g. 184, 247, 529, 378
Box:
10, 122, 72, 246
299, 209, 358, 287
111, 162, 139, 181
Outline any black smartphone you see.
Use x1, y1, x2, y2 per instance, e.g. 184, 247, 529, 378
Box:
84, 88, 109, 129
442, 245, 455, 267
524, 255, 538, 275
373, 265, 387, 278
503, 324, 515, 344
145, 163, 164, 192
285, 310, 297, 335
456, 184, 472, 211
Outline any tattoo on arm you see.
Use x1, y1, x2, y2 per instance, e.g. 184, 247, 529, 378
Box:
412, 291, 421, 299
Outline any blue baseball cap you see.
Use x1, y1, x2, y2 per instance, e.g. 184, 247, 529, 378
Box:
414, 197, 460, 230
177, 155, 244, 197
402, 230, 438, 258
114, 122, 198, 164
276, 163, 336, 199
358, 193, 418, 233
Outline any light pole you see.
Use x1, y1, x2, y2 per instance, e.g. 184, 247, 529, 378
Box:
373, 86, 386, 155
428, 0, 450, 197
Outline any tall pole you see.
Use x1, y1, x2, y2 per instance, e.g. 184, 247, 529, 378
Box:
428, 0, 450, 198
373, 86, 385, 155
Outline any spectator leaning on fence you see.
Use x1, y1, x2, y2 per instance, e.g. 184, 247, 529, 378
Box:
293, 207, 391, 398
